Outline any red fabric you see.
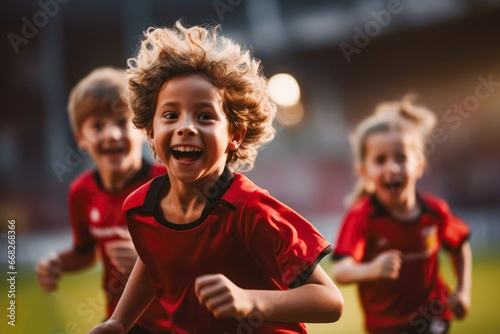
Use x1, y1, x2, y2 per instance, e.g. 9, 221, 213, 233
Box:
333, 193, 469, 334
69, 162, 170, 333
124, 172, 331, 334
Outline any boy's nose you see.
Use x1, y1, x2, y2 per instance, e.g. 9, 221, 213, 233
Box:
102, 123, 123, 140
177, 117, 197, 136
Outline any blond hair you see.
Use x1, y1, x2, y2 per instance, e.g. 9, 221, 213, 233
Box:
346, 96, 437, 206
67, 67, 129, 133
126, 20, 276, 172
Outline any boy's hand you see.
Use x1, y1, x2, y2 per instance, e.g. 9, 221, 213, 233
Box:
447, 289, 471, 319
105, 240, 138, 275
88, 319, 125, 334
195, 274, 256, 319
371, 249, 402, 280
36, 253, 61, 292
105, 229, 138, 275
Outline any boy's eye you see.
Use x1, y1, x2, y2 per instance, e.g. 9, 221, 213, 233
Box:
95, 121, 105, 131
162, 112, 178, 120
396, 153, 406, 163
375, 155, 386, 165
198, 112, 214, 121
117, 117, 128, 127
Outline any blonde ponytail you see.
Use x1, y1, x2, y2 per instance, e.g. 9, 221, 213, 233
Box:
345, 96, 436, 207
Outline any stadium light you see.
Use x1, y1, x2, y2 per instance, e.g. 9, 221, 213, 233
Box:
268, 73, 301, 107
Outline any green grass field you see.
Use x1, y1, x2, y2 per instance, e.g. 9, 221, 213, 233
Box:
1, 252, 499, 333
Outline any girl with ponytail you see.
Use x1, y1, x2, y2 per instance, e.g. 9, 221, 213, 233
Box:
332, 97, 472, 334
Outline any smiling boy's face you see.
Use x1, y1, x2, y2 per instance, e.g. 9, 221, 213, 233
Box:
360, 130, 424, 209
77, 110, 145, 175
149, 74, 244, 184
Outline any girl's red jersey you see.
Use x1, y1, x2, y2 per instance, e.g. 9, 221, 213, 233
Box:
333, 194, 469, 334
124, 168, 332, 334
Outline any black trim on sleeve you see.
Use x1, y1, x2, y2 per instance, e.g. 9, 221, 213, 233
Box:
442, 233, 471, 253
74, 243, 96, 254
331, 253, 350, 262
288, 245, 333, 289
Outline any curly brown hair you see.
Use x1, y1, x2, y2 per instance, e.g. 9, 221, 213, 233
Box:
126, 21, 276, 171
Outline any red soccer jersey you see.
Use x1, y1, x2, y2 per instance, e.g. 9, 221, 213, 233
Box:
69, 160, 170, 333
333, 194, 470, 334
124, 167, 332, 334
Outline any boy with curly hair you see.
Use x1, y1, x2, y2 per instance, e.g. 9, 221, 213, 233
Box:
90, 22, 343, 334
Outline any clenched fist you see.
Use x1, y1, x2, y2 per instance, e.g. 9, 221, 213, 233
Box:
371, 249, 402, 280
195, 274, 256, 319
36, 253, 61, 292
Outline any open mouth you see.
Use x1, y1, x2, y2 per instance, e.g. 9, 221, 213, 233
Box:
171, 145, 203, 163
101, 147, 127, 156
385, 179, 404, 192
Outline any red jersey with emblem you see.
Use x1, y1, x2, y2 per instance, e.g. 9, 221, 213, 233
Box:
124, 168, 332, 334
333, 194, 469, 334
69, 160, 170, 332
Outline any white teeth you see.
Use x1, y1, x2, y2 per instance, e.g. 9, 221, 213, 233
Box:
172, 146, 202, 152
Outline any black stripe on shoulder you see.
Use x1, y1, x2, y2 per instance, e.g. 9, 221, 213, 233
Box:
219, 199, 236, 211
288, 245, 332, 289
126, 206, 146, 217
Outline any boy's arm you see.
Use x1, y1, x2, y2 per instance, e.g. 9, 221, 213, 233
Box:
36, 248, 96, 292
331, 250, 402, 284
195, 264, 343, 323
447, 241, 472, 319
89, 257, 156, 334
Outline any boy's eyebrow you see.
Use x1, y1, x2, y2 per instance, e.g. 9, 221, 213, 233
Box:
157, 101, 219, 109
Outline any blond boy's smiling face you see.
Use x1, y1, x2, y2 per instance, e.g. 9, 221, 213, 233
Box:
77, 111, 145, 176
150, 74, 244, 184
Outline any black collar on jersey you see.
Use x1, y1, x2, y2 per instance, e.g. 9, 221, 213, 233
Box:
130, 167, 236, 231
369, 193, 442, 223
93, 158, 152, 191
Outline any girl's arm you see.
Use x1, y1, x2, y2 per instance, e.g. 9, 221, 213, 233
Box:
89, 257, 156, 334
331, 250, 402, 284
195, 264, 343, 323
447, 241, 472, 319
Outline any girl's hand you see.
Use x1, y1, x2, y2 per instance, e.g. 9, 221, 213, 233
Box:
447, 289, 471, 319
88, 319, 125, 334
195, 274, 256, 319
371, 249, 402, 280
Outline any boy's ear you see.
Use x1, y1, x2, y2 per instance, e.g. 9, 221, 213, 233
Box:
147, 128, 155, 151
228, 127, 246, 151
75, 131, 88, 151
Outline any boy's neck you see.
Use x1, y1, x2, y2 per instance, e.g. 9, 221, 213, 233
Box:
98, 160, 143, 193
161, 167, 225, 224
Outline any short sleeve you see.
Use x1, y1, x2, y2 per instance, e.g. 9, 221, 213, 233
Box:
441, 210, 470, 252
333, 209, 367, 262
238, 190, 331, 289
68, 187, 95, 253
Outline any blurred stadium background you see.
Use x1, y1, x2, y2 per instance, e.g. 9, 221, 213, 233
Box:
1, 0, 500, 333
